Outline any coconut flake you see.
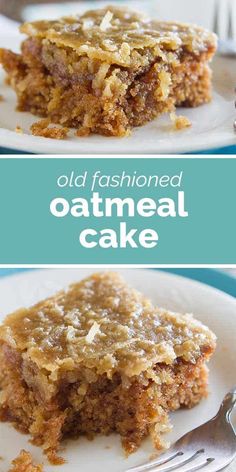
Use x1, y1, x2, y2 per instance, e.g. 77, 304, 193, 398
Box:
2, 326, 16, 348
66, 325, 77, 342
82, 18, 94, 31
120, 42, 131, 60
54, 304, 64, 316
85, 321, 101, 343
100, 11, 113, 31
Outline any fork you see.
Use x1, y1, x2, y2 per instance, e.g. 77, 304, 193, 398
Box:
127, 388, 236, 472
213, 0, 236, 57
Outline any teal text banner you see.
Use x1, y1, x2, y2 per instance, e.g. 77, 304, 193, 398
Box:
0, 157, 235, 265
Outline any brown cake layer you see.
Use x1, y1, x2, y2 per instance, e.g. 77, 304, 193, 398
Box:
0, 345, 211, 463
0, 272, 216, 463
0, 7, 217, 137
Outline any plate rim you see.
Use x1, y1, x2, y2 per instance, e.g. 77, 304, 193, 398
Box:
0, 125, 235, 155
0, 267, 235, 308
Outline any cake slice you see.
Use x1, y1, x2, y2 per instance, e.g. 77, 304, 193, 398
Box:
0, 272, 216, 463
0, 7, 217, 137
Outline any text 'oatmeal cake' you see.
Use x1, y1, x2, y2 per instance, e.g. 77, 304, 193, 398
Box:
0, 7, 217, 137
0, 272, 216, 463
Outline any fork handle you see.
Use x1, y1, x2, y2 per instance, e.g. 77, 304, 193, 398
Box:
218, 387, 236, 421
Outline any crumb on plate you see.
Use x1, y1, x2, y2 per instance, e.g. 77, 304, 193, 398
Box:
30, 119, 68, 140
170, 112, 192, 130
8, 450, 43, 472
15, 125, 23, 134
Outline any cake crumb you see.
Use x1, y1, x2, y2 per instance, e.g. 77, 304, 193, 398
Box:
15, 125, 23, 134
8, 450, 43, 472
46, 450, 66, 466
149, 452, 159, 461
30, 119, 68, 140
170, 112, 192, 130
0, 94, 4, 102
75, 127, 91, 137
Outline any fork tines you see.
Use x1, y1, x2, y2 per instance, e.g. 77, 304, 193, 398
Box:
127, 449, 215, 472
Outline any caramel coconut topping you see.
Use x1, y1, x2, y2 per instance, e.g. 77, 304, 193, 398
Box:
21, 6, 217, 67
0, 272, 216, 378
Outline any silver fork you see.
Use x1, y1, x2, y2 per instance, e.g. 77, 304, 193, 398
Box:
213, 0, 236, 57
126, 388, 236, 472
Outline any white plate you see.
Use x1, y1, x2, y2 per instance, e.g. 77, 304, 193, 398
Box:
0, 268, 236, 471
0, 35, 235, 154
